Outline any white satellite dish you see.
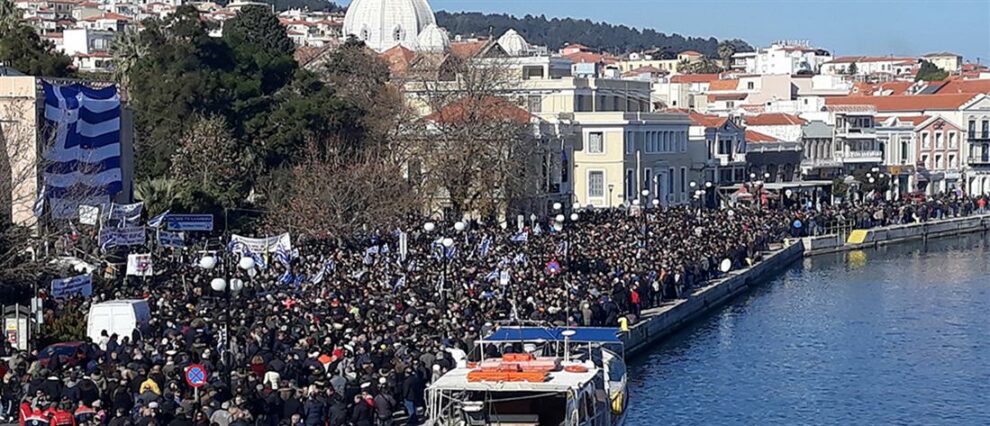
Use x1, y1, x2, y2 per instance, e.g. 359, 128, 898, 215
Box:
720, 258, 732, 273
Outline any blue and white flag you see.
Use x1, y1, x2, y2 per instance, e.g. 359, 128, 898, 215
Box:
394, 275, 406, 289
275, 246, 298, 267
445, 245, 457, 259
33, 187, 46, 218
42, 82, 123, 219
51, 274, 92, 298
478, 235, 492, 258
510, 232, 528, 243
484, 270, 499, 282
279, 270, 294, 285
157, 230, 185, 248
148, 210, 170, 228
293, 274, 306, 286
311, 259, 335, 284
513, 253, 527, 266
556, 241, 568, 257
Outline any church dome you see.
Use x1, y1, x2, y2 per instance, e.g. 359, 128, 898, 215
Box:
498, 29, 530, 56
342, 0, 436, 52
416, 24, 450, 52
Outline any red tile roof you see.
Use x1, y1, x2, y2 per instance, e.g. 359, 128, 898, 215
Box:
688, 112, 728, 128
828, 55, 916, 64
622, 66, 666, 77
708, 79, 739, 91
449, 40, 489, 59
707, 93, 747, 102
679, 50, 702, 57
670, 73, 720, 84
380, 44, 417, 75
425, 97, 532, 125
744, 113, 807, 126
825, 94, 977, 112
745, 130, 778, 143
934, 79, 990, 95
877, 115, 929, 126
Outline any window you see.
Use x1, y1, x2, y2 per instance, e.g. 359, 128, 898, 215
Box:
561, 154, 569, 183
949, 154, 957, 168
747, 81, 755, 90
949, 132, 958, 148
625, 169, 634, 200
718, 139, 732, 155
527, 96, 542, 113
625, 132, 634, 154
935, 154, 943, 169
935, 132, 943, 149
680, 132, 687, 152
983, 120, 989, 138
969, 120, 977, 138
921, 154, 930, 168
901, 140, 909, 162
921, 132, 930, 149
588, 132, 604, 153
680, 167, 686, 195
588, 171, 604, 198
668, 168, 675, 201
393, 27, 404, 41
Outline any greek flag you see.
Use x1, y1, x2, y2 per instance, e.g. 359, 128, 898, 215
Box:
227, 240, 245, 253
99, 233, 117, 253
445, 245, 457, 259
279, 270, 294, 285
478, 236, 492, 258
293, 274, 306, 286
148, 210, 169, 228
510, 232, 528, 243
33, 187, 46, 218
41, 82, 123, 219
275, 246, 298, 267
513, 253, 527, 265
484, 270, 499, 282
245, 248, 267, 270
556, 241, 568, 256
311, 259, 335, 284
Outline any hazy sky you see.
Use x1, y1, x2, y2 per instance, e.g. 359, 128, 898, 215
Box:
338, 0, 990, 62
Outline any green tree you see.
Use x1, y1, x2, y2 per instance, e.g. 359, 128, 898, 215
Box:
170, 115, 250, 210
846, 62, 858, 75
110, 29, 149, 94
717, 40, 737, 63
134, 178, 180, 216
683, 58, 723, 74
223, 5, 295, 56
915, 60, 948, 82
0, 18, 73, 77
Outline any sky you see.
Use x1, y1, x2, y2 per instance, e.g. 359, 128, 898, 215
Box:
338, 0, 990, 62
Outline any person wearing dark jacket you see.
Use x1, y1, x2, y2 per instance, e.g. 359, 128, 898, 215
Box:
301, 393, 326, 426
326, 396, 347, 426
349, 395, 373, 426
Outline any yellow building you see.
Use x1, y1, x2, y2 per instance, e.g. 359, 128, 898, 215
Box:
567, 112, 694, 209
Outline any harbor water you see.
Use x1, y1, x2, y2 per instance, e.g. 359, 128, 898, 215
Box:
627, 234, 990, 425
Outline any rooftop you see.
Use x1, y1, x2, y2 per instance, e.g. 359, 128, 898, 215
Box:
744, 113, 807, 126
825, 93, 978, 112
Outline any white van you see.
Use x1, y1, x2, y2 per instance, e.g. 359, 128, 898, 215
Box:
86, 300, 151, 343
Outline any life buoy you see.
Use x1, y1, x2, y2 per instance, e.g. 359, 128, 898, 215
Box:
563, 365, 589, 373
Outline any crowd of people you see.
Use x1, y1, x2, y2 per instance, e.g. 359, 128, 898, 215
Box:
1, 193, 985, 426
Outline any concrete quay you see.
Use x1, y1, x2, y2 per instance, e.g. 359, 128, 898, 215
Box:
622, 213, 990, 356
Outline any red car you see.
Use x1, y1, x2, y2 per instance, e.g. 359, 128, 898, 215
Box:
38, 342, 88, 369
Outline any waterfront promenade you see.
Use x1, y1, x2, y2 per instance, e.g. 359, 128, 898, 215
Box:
622, 213, 990, 356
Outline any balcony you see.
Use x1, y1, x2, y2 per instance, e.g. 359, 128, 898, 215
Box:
836, 150, 883, 163
968, 132, 990, 141
836, 127, 877, 139
967, 155, 990, 166
801, 158, 842, 169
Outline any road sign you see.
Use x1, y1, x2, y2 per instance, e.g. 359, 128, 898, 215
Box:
185, 364, 208, 388
166, 214, 214, 232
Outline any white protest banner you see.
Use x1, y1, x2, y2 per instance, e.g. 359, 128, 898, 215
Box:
229, 233, 292, 254
126, 253, 154, 276
100, 226, 146, 250
50, 274, 93, 298
158, 231, 186, 248
78, 205, 100, 226
398, 231, 408, 262
108, 202, 144, 225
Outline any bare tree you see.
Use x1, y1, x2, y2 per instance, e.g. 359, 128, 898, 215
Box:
263, 140, 418, 243
402, 53, 546, 219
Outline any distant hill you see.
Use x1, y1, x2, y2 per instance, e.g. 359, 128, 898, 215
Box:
261, 0, 344, 12
435, 11, 752, 57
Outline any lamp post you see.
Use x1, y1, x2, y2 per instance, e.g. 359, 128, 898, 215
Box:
705, 181, 713, 209
608, 184, 615, 209
640, 189, 650, 253
200, 252, 249, 391
553, 204, 580, 325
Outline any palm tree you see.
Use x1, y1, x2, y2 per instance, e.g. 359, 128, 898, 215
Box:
110, 29, 149, 94
717, 40, 737, 63
134, 178, 180, 216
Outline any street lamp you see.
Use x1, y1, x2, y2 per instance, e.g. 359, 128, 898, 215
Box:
554, 210, 579, 325
608, 184, 615, 208
201, 250, 245, 392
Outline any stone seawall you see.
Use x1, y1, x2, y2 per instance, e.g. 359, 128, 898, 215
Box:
623, 241, 804, 356
801, 214, 990, 256
622, 214, 990, 357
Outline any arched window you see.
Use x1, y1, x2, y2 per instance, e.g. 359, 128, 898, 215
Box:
393, 26, 405, 41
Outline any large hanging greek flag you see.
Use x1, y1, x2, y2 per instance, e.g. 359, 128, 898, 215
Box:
42, 82, 123, 219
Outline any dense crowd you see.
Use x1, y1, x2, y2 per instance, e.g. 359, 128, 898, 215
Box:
1, 193, 985, 426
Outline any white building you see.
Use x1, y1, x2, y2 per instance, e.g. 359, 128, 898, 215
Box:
730, 41, 832, 75
820, 56, 917, 78
342, 0, 437, 52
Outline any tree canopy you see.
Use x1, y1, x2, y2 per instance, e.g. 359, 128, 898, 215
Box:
0, 0, 73, 77
435, 11, 752, 56
915, 60, 949, 82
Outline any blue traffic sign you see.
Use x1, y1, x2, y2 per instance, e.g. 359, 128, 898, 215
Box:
185, 364, 208, 388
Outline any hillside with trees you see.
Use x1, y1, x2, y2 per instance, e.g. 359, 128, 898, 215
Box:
435, 11, 752, 56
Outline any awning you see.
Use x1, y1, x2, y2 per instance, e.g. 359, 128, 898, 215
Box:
484, 327, 622, 344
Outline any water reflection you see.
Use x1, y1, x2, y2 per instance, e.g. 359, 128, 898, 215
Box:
627, 234, 990, 425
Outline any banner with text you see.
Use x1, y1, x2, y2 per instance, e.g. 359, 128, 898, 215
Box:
158, 231, 186, 248
126, 253, 154, 276
165, 214, 214, 232
230, 233, 292, 254
100, 226, 146, 249
51, 274, 93, 299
